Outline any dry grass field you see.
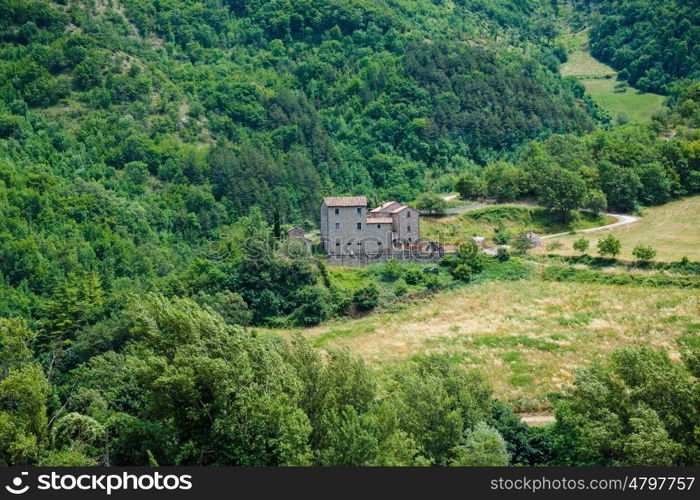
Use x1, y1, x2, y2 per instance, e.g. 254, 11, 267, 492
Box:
268, 278, 699, 409
535, 196, 700, 262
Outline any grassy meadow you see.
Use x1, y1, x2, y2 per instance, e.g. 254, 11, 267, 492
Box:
535, 196, 700, 262
267, 277, 699, 410
560, 30, 666, 122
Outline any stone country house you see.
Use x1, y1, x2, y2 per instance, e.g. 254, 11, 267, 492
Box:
320, 197, 420, 255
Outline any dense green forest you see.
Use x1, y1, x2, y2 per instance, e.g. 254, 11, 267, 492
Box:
0, 0, 699, 467
0, 0, 607, 331
571, 0, 700, 93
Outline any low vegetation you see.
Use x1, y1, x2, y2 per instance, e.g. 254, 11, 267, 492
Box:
421, 205, 614, 245
1, 0, 699, 468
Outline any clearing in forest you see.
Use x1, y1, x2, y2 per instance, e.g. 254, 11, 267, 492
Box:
560, 30, 666, 122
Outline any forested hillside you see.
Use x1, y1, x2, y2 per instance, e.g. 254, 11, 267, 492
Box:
571, 0, 700, 93
0, 1, 601, 328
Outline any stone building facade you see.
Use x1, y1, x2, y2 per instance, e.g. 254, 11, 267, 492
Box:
320, 197, 420, 255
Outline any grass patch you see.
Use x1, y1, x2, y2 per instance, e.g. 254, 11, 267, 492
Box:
560, 29, 666, 122
311, 324, 377, 347
471, 335, 562, 352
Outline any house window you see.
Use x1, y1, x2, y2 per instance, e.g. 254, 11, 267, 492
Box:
335, 222, 340, 230
356, 207, 362, 215
335, 239, 340, 246
334, 208, 340, 215
357, 222, 362, 230
407, 211, 411, 218
408, 238, 412, 242
407, 225, 411, 232
377, 224, 381, 229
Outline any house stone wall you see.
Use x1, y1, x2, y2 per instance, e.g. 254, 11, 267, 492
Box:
320, 202, 329, 252
322, 204, 368, 255
392, 207, 419, 244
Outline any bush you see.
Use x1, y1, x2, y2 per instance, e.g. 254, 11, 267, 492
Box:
632, 245, 657, 262
329, 285, 352, 316
496, 247, 510, 262
541, 266, 699, 289
452, 264, 472, 282
456, 241, 485, 272
597, 235, 621, 257
394, 282, 408, 297
353, 283, 380, 311
380, 259, 404, 282
573, 238, 589, 254
404, 268, 424, 285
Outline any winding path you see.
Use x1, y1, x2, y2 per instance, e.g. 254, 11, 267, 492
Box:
541, 213, 639, 240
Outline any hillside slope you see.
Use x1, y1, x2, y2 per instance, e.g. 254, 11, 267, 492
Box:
1, 0, 598, 219
571, 0, 700, 93
0, 0, 603, 319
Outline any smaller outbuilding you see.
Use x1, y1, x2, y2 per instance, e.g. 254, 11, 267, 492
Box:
286, 226, 312, 250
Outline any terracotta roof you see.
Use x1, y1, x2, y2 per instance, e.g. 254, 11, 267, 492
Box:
287, 226, 305, 234
390, 205, 408, 213
370, 201, 399, 213
323, 196, 367, 207
366, 217, 393, 224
